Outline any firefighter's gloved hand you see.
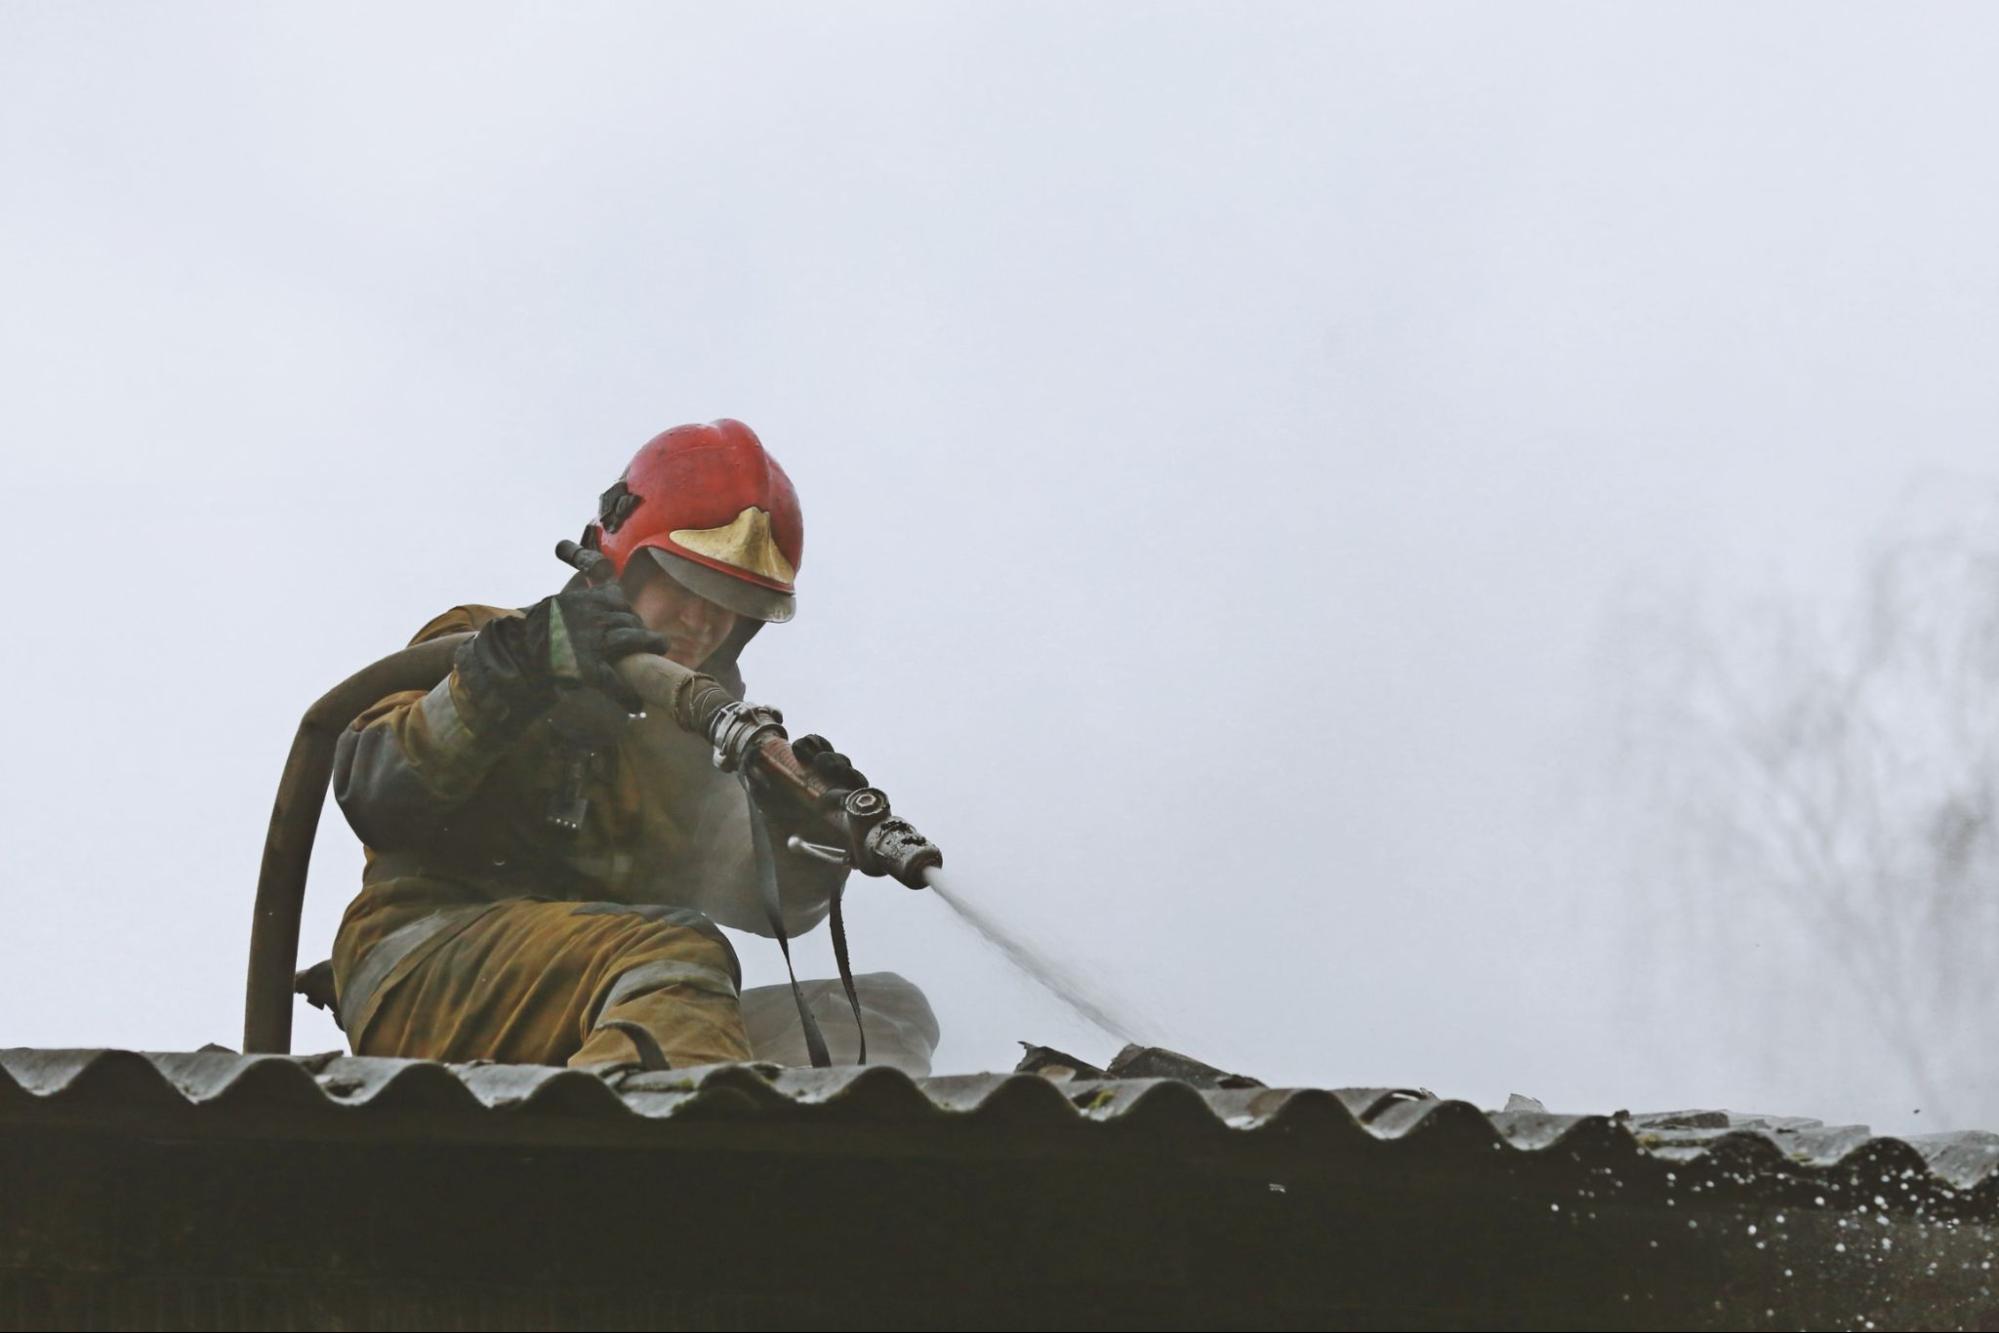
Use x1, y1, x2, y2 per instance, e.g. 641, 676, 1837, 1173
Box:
534, 582, 668, 712
793, 734, 868, 802
748, 734, 868, 847
457, 584, 667, 725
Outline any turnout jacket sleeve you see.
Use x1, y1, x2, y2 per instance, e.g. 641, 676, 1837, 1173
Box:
333, 605, 528, 852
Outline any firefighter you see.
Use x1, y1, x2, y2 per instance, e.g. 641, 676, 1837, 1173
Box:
327, 419, 936, 1071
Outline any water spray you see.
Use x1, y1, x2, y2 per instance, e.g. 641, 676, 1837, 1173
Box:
922, 868, 1150, 1046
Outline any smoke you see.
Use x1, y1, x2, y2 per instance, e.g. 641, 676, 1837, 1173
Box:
1594, 477, 1999, 1132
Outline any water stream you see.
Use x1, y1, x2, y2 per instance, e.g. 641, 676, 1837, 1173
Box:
921, 866, 1152, 1048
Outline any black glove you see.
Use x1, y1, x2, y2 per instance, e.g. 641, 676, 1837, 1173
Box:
748, 733, 869, 841
792, 733, 868, 799
456, 583, 667, 726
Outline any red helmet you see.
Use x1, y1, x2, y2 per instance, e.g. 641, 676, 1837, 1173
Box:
588, 419, 803, 623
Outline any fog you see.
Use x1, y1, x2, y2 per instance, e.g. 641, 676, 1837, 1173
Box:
4, 3, 1996, 1134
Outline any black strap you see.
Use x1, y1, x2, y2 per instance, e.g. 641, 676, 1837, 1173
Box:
827, 879, 867, 1066
741, 774, 832, 1068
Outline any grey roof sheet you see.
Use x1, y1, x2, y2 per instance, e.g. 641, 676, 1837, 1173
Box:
5, 1047, 1997, 1202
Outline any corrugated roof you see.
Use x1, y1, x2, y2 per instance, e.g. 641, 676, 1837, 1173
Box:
5, 1047, 1996, 1204
6, 1048, 1998, 1330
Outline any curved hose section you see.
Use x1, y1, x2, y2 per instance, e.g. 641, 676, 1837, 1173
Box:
243, 639, 729, 1054
243, 633, 471, 1052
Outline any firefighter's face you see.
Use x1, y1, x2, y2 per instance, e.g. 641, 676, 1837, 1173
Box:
626, 561, 740, 668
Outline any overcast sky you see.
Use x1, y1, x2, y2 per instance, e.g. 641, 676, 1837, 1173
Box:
4, 3, 1996, 1132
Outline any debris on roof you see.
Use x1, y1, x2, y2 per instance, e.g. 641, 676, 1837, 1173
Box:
1014, 1040, 1266, 1089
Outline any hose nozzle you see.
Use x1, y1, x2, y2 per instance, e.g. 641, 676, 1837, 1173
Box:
841, 788, 942, 889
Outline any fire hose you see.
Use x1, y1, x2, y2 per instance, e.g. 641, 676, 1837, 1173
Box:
242, 553, 942, 1055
